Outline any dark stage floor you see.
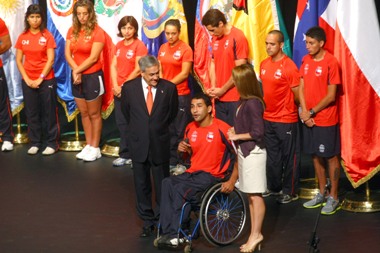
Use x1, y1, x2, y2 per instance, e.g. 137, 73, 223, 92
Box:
1, 143, 380, 253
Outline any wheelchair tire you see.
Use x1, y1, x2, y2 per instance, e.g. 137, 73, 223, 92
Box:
199, 183, 246, 246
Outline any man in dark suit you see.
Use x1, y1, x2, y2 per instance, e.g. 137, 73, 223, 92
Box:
121, 55, 178, 237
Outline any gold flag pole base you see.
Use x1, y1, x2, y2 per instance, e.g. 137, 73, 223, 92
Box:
13, 113, 29, 144
101, 138, 120, 157
59, 117, 86, 151
299, 178, 320, 199
341, 182, 380, 212
59, 131, 86, 151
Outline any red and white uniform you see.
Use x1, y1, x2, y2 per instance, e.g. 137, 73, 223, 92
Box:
66, 25, 105, 74
185, 119, 231, 178
15, 30, 56, 79
158, 40, 193, 96
114, 39, 147, 86
260, 55, 300, 123
211, 26, 248, 102
300, 52, 341, 126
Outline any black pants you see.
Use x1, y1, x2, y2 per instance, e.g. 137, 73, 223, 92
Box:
114, 96, 130, 159
159, 171, 219, 236
0, 67, 13, 142
264, 120, 300, 195
22, 78, 60, 149
132, 156, 170, 228
170, 94, 192, 165
215, 100, 239, 126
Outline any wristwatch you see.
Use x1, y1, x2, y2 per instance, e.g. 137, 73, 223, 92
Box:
309, 108, 316, 117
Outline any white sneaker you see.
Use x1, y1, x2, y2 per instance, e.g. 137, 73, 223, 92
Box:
42, 147, 56, 155
83, 147, 102, 162
113, 158, 132, 167
28, 146, 39, 155
1, 141, 13, 151
76, 145, 91, 160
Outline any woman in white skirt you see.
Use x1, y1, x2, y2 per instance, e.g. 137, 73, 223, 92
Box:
227, 64, 266, 253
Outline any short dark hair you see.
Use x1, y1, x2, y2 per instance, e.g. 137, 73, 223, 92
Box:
268, 30, 284, 43
192, 93, 212, 108
305, 26, 326, 43
201, 9, 227, 27
164, 19, 181, 33
117, 16, 139, 38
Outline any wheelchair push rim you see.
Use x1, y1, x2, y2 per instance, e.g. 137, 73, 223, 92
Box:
199, 183, 246, 246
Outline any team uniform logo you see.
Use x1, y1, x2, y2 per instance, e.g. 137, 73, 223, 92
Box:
39, 36, 47, 46
224, 39, 229, 49
206, 132, 214, 142
126, 49, 134, 59
213, 41, 219, 51
319, 144, 325, 153
315, 66, 323, 77
304, 64, 309, 75
173, 50, 181, 60
191, 131, 198, 142
274, 69, 282, 79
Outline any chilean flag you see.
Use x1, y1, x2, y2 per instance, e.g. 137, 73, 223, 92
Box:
335, 0, 380, 187
293, 0, 337, 68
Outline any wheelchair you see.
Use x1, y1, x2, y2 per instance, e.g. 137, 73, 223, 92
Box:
154, 182, 247, 252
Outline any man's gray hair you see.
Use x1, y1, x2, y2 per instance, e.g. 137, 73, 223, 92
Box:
138, 55, 159, 72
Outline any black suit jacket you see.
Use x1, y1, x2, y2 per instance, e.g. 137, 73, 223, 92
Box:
121, 77, 178, 164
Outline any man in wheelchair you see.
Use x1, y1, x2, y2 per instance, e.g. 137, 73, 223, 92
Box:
156, 93, 238, 247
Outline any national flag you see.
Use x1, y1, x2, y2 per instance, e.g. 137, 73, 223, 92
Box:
47, 0, 77, 121
193, 0, 211, 90
231, 0, 292, 74
335, 0, 380, 188
0, 0, 33, 115
141, 0, 189, 57
293, 0, 337, 68
95, 0, 143, 119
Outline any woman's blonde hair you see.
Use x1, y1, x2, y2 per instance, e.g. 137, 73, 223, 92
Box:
71, 0, 97, 40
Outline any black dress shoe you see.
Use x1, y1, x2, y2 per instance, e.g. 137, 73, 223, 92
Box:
140, 225, 154, 238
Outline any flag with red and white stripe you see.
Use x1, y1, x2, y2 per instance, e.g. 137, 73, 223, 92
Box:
335, 0, 380, 187
293, 0, 337, 68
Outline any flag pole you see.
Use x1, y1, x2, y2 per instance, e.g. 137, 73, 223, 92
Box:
13, 112, 29, 144
341, 181, 380, 213
299, 177, 320, 200
59, 115, 86, 151
101, 138, 120, 157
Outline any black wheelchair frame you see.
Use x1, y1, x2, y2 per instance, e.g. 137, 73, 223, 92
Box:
154, 182, 247, 252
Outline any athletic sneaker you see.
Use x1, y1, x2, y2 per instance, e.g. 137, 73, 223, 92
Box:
262, 190, 282, 198
27, 146, 39, 155
113, 158, 132, 167
171, 164, 187, 176
76, 145, 91, 160
277, 194, 299, 204
321, 196, 341, 215
303, 192, 324, 208
158, 235, 185, 247
42, 147, 56, 155
1, 141, 13, 151
83, 147, 101, 162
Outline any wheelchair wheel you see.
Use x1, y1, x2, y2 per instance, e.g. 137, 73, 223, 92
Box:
199, 183, 246, 246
